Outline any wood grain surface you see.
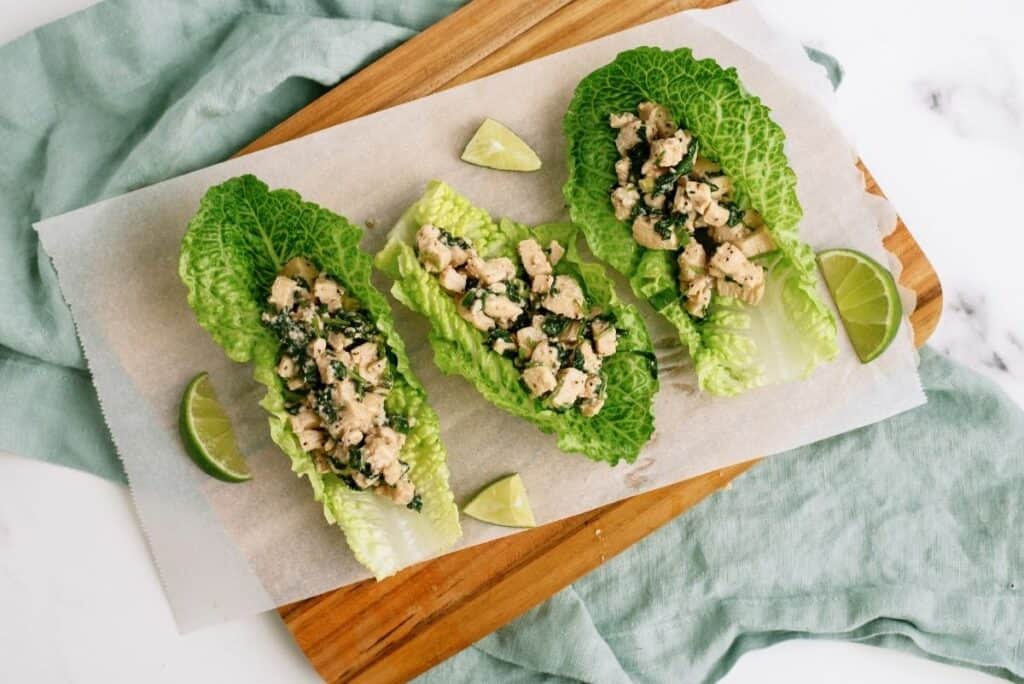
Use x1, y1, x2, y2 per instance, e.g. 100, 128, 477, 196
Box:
235, 1, 943, 681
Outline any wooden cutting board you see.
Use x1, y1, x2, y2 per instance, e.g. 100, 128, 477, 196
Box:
237, 1, 943, 681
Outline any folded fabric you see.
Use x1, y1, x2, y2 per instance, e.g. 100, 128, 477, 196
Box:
418, 348, 1024, 683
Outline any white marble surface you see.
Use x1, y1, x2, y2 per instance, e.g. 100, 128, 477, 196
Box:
0, 0, 1020, 682
764, 0, 1024, 410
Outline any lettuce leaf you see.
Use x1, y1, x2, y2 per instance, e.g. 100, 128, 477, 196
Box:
376, 181, 657, 465
179, 175, 460, 580
563, 47, 837, 395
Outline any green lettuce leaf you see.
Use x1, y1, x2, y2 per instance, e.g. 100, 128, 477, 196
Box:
376, 181, 657, 465
179, 174, 460, 580
563, 47, 837, 395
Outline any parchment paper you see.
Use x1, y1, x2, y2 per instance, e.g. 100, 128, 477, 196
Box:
35, 2, 926, 632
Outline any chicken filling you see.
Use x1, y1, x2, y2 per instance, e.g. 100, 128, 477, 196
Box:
609, 101, 778, 318
262, 257, 421, 510
415, 225, 618, 417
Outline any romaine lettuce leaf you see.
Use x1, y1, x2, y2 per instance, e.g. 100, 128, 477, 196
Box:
179, 174, 460, 580
563, 47, 837, 395
376, 181, 657, 465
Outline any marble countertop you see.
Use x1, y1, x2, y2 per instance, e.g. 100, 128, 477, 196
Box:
769, 0, 1024, 410
1, 1, 1020, 682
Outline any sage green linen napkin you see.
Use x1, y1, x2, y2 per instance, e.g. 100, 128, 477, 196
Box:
3, 2, 1021, 682
418, 347, 1024, 683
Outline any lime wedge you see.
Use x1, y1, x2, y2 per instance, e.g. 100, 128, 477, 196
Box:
462, 474, 536, 528
461, 118, 542, 172
818, 249, 903, 363
179, 372, 251, 482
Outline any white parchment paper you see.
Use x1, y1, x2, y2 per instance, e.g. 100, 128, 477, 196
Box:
35, 2, 926, 632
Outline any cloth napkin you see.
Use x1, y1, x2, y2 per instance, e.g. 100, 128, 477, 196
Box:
419, 347, 1024, 683
1, 2, 1021, 682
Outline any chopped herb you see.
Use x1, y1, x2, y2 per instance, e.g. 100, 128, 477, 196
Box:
359, 458, 375, 478
349, 373, 367, 398
461, 289, 483, 308
555, 344, 574, 366
302, 360, 319, 384
486, 327, 514, 345
725, 203, 745, 226
322, 310, 377, 343
626, 126, 650, 180
438, 228, 470, 249
541, 315, 570, 337
388, 413, 411, 434
330, 360, 348, 380
510, 309, 532, 331
407, 494, 424, 512
504, 279, 527, 304
264, 311, 309, 357
347, 446, 364, 469
281, 387, 307, 404
314, 386, 337, 423
652, 138, 699, 196
654, 214, 685, 240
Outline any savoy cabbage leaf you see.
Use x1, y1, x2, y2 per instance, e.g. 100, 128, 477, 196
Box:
376, 181, 657, 465
563, 47, 837, 395
179, 175, 460, 580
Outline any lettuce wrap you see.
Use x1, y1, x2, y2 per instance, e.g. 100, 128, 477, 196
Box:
179, 175, 460, 579
376, 181, 657, 465
563, 47, 837, 395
